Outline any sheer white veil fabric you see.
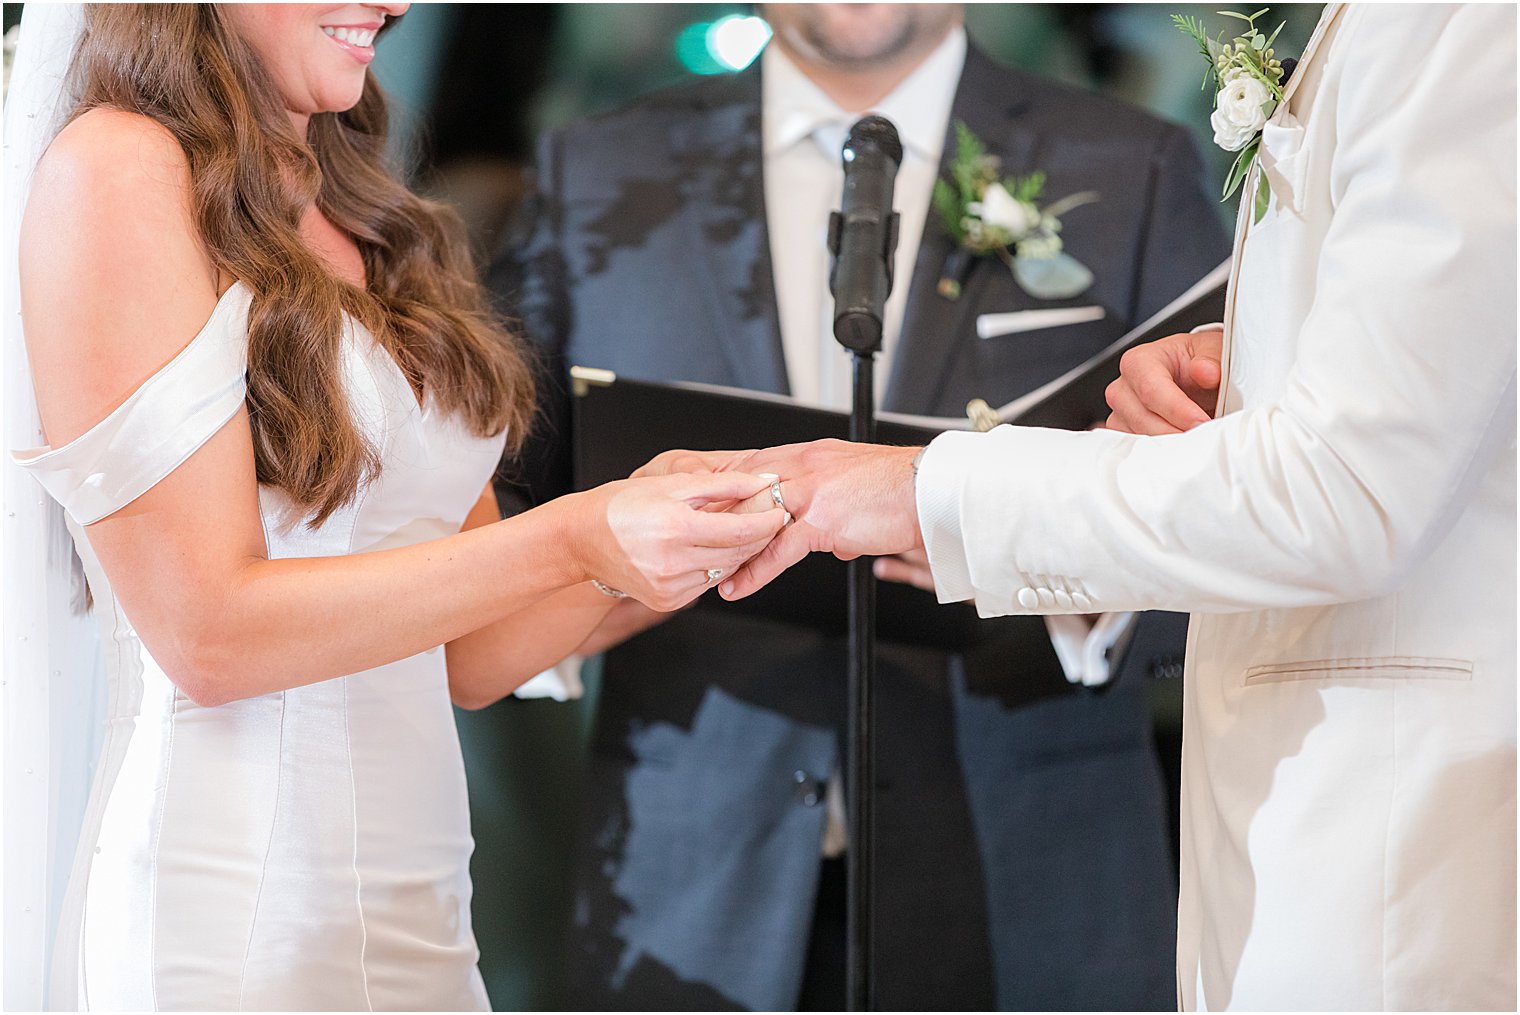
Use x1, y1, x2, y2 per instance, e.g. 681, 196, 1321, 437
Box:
3, 5, 107, 1010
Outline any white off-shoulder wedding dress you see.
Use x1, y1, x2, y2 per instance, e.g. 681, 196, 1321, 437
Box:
16, 283, 503, 1011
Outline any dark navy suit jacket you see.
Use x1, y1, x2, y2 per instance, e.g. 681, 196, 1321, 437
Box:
490, 46, 1228, 1011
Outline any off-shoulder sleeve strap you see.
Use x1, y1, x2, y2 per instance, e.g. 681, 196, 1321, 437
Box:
12, 283, 252, 525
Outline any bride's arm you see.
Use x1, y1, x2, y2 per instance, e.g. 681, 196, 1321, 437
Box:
444, 485, 621, 709
22, 111, 784, 709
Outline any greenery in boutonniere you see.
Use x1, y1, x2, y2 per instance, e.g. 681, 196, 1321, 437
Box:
932, 120, 1098, 301
1174, 8, 1288, 223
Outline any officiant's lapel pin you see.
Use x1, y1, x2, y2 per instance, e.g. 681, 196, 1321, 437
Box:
965, 398, 1000, 432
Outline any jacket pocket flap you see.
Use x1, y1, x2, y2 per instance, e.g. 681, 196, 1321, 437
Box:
1244, 656, 1473, 685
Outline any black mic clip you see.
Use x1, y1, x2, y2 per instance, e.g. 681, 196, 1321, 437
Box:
827, 210, 901, 303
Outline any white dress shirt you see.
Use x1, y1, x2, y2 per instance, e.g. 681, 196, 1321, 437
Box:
762, 28, 964, 408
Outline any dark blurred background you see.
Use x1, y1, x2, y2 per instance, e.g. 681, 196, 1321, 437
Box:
0, 4, 1324, 1009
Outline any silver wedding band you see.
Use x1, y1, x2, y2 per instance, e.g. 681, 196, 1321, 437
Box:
759, 472, 787, 515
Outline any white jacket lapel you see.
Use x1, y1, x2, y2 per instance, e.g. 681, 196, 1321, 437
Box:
1216, 3, 1346, 414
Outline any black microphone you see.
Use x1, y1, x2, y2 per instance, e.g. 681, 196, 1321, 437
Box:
829, 116, 903, 355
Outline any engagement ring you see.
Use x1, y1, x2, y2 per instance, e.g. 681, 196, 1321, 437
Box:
705, 568, 723, 584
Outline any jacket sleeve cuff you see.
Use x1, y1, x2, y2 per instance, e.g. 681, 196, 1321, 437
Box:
915, 430, 981, 606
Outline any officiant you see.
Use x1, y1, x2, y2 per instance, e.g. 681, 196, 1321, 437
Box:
488, 4, 1226, 1009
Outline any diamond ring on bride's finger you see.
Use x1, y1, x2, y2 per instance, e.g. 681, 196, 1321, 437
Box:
591, 578, 628, 598
705, 568, 723, 584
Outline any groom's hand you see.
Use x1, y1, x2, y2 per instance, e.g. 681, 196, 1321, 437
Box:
718, 440, 923, 600
633, 448, 756, 479
1104, 329, 1223, 434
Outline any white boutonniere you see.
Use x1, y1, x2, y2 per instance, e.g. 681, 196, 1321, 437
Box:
932, 121, 1098, 301
1174, 8, 1290, 223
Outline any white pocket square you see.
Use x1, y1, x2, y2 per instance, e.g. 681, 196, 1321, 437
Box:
977, 305, 1105, 340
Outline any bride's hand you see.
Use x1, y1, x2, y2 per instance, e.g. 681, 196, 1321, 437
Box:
568, 471, 786, 612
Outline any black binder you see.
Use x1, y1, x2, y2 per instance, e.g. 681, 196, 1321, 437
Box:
572, 263, 1229, 649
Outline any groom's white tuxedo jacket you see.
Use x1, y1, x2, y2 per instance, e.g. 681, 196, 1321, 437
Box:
918, 5, 1516, 1010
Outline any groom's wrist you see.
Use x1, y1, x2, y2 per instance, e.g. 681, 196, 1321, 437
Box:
892, 445, 926, 552
911, 435, 974, 602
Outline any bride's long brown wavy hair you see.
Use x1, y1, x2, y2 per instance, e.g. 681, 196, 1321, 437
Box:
66, 4, 534, 525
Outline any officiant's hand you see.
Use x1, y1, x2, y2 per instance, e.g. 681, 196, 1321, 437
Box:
873, 548, 936, 593
1104, 329, 1222, 434
717, 440, 924, 601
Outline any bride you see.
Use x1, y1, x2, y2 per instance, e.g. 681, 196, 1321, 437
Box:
10, 4, 783, 1009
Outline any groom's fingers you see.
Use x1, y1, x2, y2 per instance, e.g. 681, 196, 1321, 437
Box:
634, 448, 756, 478
670, 470, 772, 507
1105, 375, 1187, 435
1110, 336, 1217, 433
728, 488, 775, 515
719, 521, 813, 600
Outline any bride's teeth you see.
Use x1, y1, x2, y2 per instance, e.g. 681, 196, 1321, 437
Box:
324, 26, 375, 47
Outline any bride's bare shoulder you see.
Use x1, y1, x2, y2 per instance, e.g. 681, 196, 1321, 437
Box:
23, 106, 214, 295
36, 107, 191, 197
21, 107, 222, 447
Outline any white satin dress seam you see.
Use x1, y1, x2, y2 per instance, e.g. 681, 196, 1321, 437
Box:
146, 687, 179, 1010
235, 688, 283, 1012
342, 676, 375, 1013
336, 319, 388, 1014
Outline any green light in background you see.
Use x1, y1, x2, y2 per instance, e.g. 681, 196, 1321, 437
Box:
676, 21, 724, 75
676, 15, 772, 75
708, 14, 771, 71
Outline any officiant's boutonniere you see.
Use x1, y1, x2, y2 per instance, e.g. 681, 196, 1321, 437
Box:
1174, 8, 1289, 223
932, 121, 1098, 302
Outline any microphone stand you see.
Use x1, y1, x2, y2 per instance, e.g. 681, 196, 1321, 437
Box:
846, 352, 877, 1013
828, 204, 898, 1014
